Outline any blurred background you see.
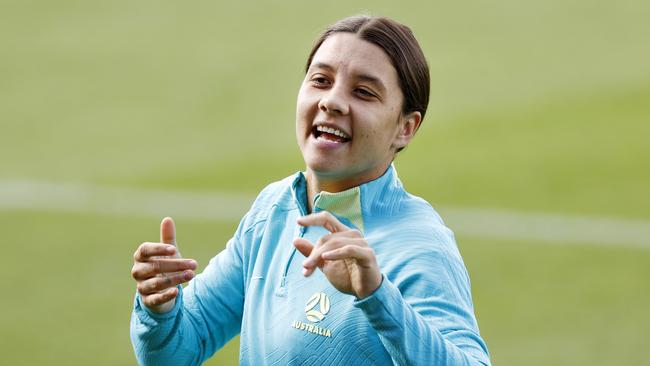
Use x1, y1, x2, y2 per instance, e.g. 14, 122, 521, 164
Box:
1, 0, 649, 365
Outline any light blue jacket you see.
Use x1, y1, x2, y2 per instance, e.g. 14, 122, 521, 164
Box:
130, 166, 490, 365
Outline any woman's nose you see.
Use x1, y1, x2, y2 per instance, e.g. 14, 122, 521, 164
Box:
318, 87, 349, 115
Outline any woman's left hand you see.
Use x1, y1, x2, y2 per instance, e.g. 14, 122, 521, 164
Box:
293, 211, 382, 299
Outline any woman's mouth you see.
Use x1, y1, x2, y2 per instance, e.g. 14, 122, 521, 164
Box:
312, 125, 351, 143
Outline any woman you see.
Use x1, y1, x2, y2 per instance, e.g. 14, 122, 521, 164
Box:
131, 15, 490, 365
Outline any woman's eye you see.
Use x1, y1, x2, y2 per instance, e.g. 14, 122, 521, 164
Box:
355, 88, 376, 99
310, 76, 330, 86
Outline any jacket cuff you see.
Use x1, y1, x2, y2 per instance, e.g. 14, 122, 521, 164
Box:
352, 275, 402, 323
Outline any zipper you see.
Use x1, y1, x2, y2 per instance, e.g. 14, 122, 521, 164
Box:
276, 176, 309, 296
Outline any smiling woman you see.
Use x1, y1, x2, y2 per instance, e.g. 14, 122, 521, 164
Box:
297, 32, 420, 198
130, 15, 490, 366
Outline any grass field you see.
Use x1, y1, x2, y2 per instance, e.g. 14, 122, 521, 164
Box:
1, 1, 649, 365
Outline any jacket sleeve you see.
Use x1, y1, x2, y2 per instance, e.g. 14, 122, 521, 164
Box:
130, 230, 245, 366
353, 228, 491, 366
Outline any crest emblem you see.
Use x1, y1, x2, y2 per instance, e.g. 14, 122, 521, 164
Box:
305, 292, 330, 322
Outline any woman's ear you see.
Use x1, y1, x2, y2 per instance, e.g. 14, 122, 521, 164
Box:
393, 111, 422, 151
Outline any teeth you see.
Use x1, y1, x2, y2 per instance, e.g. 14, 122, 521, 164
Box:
316, 125, 350, 139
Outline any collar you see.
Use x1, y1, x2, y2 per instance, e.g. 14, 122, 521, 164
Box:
290, 164, 404, 233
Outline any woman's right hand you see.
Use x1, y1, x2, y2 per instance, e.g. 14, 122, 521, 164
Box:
131, 217, 198, 313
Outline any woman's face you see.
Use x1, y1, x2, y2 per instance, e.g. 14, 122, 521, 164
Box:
296, 33, 419, 189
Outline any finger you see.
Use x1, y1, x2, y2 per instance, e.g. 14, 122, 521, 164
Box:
304, 233, 359, 263
322, 230, 363, 241
137, 270, 195, 295
131, 258, 198, 280
142, 286, 179, 308
293, 238, 314, 258
134, 242, 176, 262
160, 217, 176, 246
159, 217, 181, 258
297, 211, 349, 233
310, 230, 363, 252
302, 236, 351, 276
322, 244, 376, 266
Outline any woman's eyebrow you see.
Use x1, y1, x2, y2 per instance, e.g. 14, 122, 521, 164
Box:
308, 62, 335, 73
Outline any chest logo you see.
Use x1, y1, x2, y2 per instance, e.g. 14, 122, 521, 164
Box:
305, 292, 331, 322
290, 292, 333, 337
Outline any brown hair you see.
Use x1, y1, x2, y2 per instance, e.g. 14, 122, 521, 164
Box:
305, 15, 430, 122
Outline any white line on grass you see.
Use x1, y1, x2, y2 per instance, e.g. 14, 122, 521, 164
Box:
440, 207, 650, 248
0, 180, 254, 221
1, 180, 648, 248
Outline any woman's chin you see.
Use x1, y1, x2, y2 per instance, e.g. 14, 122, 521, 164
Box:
305, 161, 344, 176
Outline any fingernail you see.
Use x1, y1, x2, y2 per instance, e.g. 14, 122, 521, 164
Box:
183, 270, 194, 280
302, 267, 309, 276
166, 246, 175, 254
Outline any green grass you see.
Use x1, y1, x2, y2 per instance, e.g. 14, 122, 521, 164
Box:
461, 237, 650, 366
0, 211, 240, 365
1, 0, 649, 365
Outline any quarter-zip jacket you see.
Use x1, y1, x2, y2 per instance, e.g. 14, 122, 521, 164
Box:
130, 165, 491, 365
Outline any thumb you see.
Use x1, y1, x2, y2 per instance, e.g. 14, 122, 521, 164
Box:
160, 217, 178, 252
293, 237, 314, 258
